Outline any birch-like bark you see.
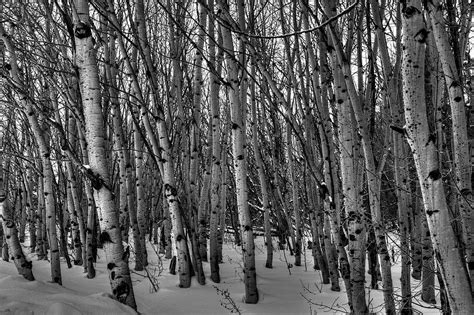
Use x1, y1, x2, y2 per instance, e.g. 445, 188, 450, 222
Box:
0, 25, 61, 285
337, 72, 367, 313
321, 2, 395, 312
24, 144, 36, 253
103, 28, 131, 246
209, 0, 223, 282
401, 2, 473, 311
36, 173, 47, 260
419, 192, 436, 304
251, 71, 272, 269
218, 141, 228, 263
394, 140, 412, 314
308, 187, 329, 283
76, 126, 97, 278
67, 179, 82, 266
134, 123, 146, 270
190, 0, 208, 266
287, 128, 302, 267
0, 154, 34, 281
73, 0, 136, 308
218, 0, 258, 303
426, 0, 474, 290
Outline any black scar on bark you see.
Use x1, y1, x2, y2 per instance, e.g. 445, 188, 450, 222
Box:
113, 282, 130, 303
74, 22, 92, 39
402, 5, 421, 17
428, 169, 441, 181
122, 246, 130, 261
107, 262, 116, 270
414, 28, 429, 43
319, 183, 329, 200
99, 231, 113, 244
426, 209, 439, 216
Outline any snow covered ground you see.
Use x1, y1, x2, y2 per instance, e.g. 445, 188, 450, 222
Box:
0, 235, 441, 314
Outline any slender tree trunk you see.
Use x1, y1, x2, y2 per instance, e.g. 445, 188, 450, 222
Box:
134, 123, 147, 269
394, 141, 412, 314
67, 182, 82, 266
218, 143, 228, 263
410, 192, 423, 281
218, 0, 258, 303
36, 173, 46, 260
208, 0, 223, 283
251, 74, 272, 269
308, 181, 330, 284
420, 195, 436, 304
74, 1, 137, 308
337, 71, 367, 313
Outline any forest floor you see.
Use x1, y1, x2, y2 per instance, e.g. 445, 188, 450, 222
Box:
0, 234, 441, 314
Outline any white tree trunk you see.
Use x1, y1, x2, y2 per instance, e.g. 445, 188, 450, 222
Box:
337, 73, 367, 313
426, 0, 474, 291
74, 0, 137, 308
0, 26, 61, 285
401, 2, 473, 311
218, 0, 258, 303
0, 156, 34, 281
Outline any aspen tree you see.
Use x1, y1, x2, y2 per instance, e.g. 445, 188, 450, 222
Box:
419, 191, 436, 304
321, 1, 396, 312
336, 69, 367, 314
217, 0, 258, 303
208, 0, 224, 282
104, 0, 191, 287
24, 142, 36, 253
73, 0, 136, 308
102, 22, 131, 246
0, 24, 62, 285
0, 144, 34, 281
134, 123, 147, 270
189, 0, 208, 267
251, 71, 273, 269
36, 173, 47, 261
401, 1, 473, 311
371, 2, 413, 310
218, 138, 229, 263
425, 0, 474, 290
